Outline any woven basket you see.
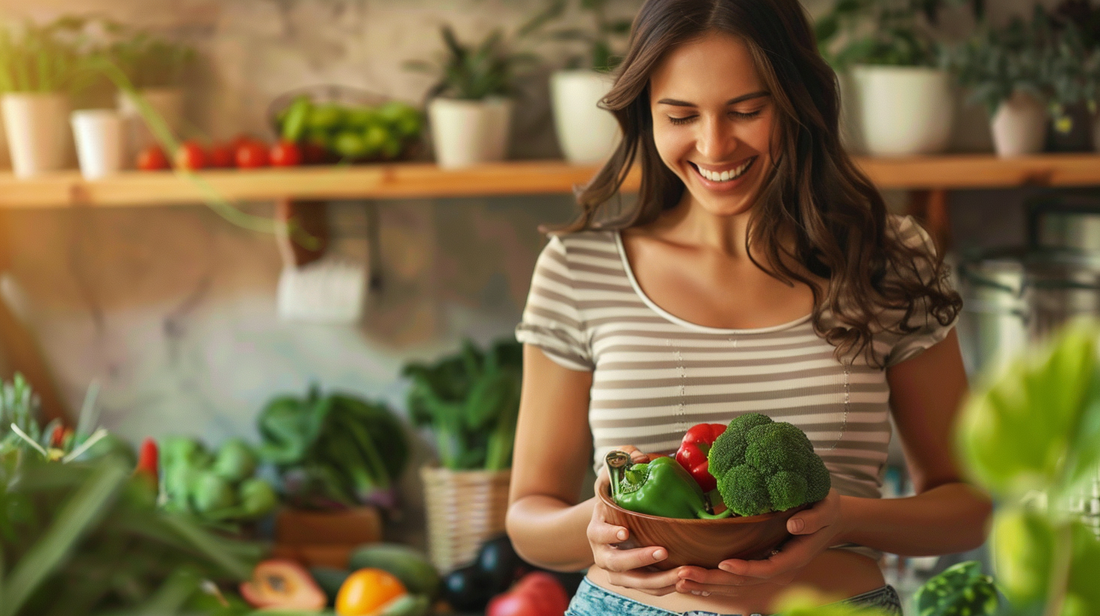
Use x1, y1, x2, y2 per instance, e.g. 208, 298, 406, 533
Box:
421, 465, 512, 573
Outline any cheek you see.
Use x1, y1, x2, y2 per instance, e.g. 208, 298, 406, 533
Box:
651, 125, 691, 170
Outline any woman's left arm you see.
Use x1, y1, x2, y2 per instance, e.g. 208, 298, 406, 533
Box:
834, 328, 993, 555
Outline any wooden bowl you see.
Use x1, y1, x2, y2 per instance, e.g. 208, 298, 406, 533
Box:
595, 475, 806, 570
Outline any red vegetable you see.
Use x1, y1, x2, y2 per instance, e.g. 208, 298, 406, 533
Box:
136, 146, 169, 171
135, 438, 159, 492
487, 572, 569, 616
208, 144, 234, 168
270, 140, 303, 167
235, 141, 270, 169
674, 423, 726, 492
174, 141, 207, 170
240, 559, 327, 610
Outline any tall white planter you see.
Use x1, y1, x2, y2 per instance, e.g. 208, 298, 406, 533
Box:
428, 97, 512, 169
1, 92, 72, 177
550, 69, 620, 164
850, 66, 954, 156
990, 91, 1048, 157
117, 87, 185, 161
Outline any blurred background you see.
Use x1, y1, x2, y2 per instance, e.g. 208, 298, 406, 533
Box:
1, 1, 1099, 615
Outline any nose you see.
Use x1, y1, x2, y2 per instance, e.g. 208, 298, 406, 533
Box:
696, 116, 737, 161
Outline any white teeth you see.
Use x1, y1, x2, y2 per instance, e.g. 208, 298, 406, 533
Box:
698, 158, 753, 182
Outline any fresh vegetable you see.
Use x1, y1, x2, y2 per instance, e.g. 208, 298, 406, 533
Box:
402, 338, 523, 471
913, 561, 998, 616
441, 564, 496, 612
271, 140, 304, 167
235, 140, 270, 168
310, 566, 351, 606
707, 413, 831, 517
335, 568, 406, 616
607, 452, 731, 520
281, 95, 312, 143
209, 143, 235, 168
475, 534, 532, 593
175, 140, 207, 170
486, 572, 570, 616
214, 438, 259, 483
137, 145, 170, 171
674, 422, 725, 492
258, 386, 409, 510
134, 437, 159, 492
271, 96, 422, 163
348, 543, 441, 599
240, 559, 328, 610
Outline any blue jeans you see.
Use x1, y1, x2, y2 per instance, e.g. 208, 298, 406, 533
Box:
565, 577, 904, 616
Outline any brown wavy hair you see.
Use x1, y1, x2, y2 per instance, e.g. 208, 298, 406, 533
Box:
552, 0, 961, 367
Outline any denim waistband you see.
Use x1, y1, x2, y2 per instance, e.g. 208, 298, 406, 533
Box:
565, 577, 903, 616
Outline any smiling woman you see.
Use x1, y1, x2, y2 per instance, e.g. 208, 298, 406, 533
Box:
506, 2, 990, 616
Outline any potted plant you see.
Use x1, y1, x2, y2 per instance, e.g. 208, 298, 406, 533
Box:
532, 0, 634, 164
0, 18, 88, 177
1045, 1, 1100, 152
942, 8, 1054, 157
103, 25, 195, 160
816, 0, 980, 156
405, 26, 537, 169
256, 385, 410, 569
401, 338, 522, 573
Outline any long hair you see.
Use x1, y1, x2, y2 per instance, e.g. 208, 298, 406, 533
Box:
554, 0, 961, 367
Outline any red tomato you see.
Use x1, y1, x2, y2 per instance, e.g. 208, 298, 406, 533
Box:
136, 146, 169, 171
487, 573, 569, 616
235, 141, 270, 169
270, 141, 303, 167
208, 144, 234, 168
174, 141, 206, 170
302, 142, 327, 165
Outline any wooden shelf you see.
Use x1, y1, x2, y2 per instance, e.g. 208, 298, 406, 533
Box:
1, 154, 1099, 209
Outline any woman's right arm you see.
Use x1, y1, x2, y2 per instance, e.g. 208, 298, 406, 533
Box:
505, 344, 599, 571
506, 346, 682, 593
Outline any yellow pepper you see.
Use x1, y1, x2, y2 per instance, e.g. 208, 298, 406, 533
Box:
336, 568, 407, 616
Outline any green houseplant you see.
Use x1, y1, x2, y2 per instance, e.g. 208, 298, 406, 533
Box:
405, 25, 538, 168
402, 338, 522, 572
530, 0, 640, 163
0, 17, 91, 176
815, 0, 982, 156
942, 6, 1055, 156
1045, 1, 1100, 152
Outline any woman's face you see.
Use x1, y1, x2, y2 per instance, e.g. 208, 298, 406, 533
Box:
649, 31, 776, 218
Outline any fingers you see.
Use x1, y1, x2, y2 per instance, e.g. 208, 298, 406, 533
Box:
718, 535, 817, 581
605, 566, 683, 596
609, 444, 650, 464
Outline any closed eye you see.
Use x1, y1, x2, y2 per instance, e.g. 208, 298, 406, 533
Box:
667, 109, 763, 125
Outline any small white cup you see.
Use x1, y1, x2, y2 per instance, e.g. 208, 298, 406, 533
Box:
71, 109, 125, 179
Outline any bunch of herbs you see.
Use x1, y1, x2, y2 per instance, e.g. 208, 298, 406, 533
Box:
527, 0, 636, 73
402, 338, 522, 471
0, 16, 98, 95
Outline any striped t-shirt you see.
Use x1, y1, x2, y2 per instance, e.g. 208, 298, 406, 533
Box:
515, 215, 953, 561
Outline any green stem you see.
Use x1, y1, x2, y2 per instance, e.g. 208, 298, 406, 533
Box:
696, 508, 734, 520
1042, 521, 1074, 616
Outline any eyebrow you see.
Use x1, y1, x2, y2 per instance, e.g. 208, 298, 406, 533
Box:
656, 91, 770, 107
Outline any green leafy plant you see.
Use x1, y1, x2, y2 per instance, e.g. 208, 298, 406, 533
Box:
257, 385, 409, 511
0, 451, 262, 616
404, 25, 541, 101
1044, 17, 1100, 132
941, 6, 1055, 117
815, 0, 982, 70
402, 338, 522, 471
102, 24, 196, 90
527, 0, 636, 73
0, 17, 95, 95
953, 319, 1100, 616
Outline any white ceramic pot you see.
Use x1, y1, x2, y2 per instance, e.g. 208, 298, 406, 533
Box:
116, 87, 185, 160
1, 92, 72, 177
71, 110, 126, 179
990, 91, 1049, 158
849, 66, 955, 156
428, 97, 513, 168
550, 69, 620, 164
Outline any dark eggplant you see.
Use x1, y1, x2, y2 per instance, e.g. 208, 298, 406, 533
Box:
442, 564, 496, 611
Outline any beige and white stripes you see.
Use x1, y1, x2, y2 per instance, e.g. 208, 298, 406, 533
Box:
515, 215, 953, 561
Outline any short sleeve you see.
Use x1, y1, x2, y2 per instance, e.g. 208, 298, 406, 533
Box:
882, 216, 958, 368
515, 235, 594, 372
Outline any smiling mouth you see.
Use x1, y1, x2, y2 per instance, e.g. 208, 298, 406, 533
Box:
690, 157, 757, 183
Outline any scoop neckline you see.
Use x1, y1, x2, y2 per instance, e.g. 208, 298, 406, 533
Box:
612, 230, 813, 335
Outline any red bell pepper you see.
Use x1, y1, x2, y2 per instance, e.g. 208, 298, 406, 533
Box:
675, 423, 726, 492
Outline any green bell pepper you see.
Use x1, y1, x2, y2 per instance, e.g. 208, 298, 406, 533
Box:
607, 452, 732, 520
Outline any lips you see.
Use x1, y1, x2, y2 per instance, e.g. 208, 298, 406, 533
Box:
689, 156, 757, 185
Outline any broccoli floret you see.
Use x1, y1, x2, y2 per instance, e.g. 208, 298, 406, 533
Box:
744, 422, 814, 475
767, 471, 808, 511
708, 412, 773, 480
707, 413, 831, 516
718, 464, 771, 517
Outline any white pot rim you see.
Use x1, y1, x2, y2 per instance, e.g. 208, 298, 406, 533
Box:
1, 91, 68, 101
849, 64, 947, 76
430, 95, 511, 106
